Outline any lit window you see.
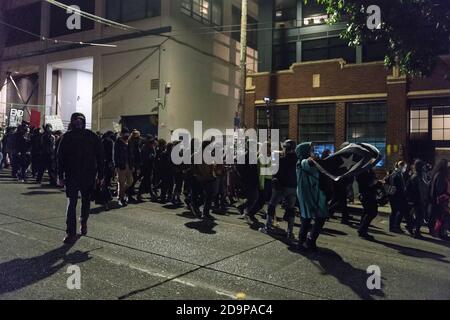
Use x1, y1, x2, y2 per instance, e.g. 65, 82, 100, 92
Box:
432, 106, 450, 141
347, 102, 387, 167
181, 0, 222, 27
410, 108, 429, 134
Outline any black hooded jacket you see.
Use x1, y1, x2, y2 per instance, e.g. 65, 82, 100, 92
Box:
274, 152, 297, 188
57, 128, 104, 185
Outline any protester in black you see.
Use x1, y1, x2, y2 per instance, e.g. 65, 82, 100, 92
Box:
406, 160, 429, 239
388, 161, 413, 234
138, 135, 157, 201
36, 124, 57, 186
428, 159, 449, 239
357, 168, 379, 239
57, 113, 104, 244
30, 128, 41, 177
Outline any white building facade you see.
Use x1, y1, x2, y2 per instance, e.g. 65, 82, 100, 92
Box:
0, 0, 258, 139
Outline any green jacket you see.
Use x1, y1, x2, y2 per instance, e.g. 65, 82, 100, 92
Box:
296, 143, 328, 219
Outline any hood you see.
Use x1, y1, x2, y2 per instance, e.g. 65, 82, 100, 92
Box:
296, 142, 312, 161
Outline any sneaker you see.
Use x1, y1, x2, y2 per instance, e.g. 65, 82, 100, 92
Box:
118, 199, 127, 207
286, 232, 295, 241
80, 223, 88, 236
358, 232, 374, 241
63, 234, 77, 244
414, 233, 425, 240
258, 227, 270, 234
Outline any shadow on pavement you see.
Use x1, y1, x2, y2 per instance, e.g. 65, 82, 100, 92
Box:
0, 244, 92, 296
22, 191, 62, 196
371, 238, 450, 264
303, 248, 385, 300
185, 219, 217, 234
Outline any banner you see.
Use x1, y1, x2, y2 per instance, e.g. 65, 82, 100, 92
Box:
45, 115, 65, 131
30, 109, 41, 128
313, 143, 381, 182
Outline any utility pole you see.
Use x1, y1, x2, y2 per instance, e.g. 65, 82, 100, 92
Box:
238, 0, 248, 128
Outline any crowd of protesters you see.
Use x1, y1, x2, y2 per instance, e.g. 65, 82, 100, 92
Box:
0, 113, 449, 248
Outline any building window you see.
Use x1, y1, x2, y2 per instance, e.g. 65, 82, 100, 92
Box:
231, 6, 257, 50
5, 3, 41, 47
302, 2, 328, 26
302, 37, 356, 63
274, 5, 297, 29
432, 106, 450, 141
181, 0, 223, 27
106, 0, 161, 23
273, 43, 297, 70
50, 0, 95, 37
257, 106, 290, 142
347, 102, 387, 167
410, 108, 429, 134
363, 41, 387, 62
298, 104, 336, 156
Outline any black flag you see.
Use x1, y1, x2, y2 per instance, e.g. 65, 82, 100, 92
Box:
312, 143, 381, 182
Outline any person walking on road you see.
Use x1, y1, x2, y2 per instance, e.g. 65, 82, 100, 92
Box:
114, 127, 134, 207
57, 113, 104, 244
296, 142, 328, 252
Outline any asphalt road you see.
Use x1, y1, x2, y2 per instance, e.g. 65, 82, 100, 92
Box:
0, 170, 449, 300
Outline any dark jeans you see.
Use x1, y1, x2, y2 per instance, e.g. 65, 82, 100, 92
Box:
139, 166, 154, 196
200, 179, 219, 215
265, 187, 297, 233
160, 174, 174, 201
329, 187, 349, 221
358, 198, 378, 235
11, 153, 20, 178
248, 179, 272, 216
65, 179, 93, 236
390, 198, 413, 230
36, 154, 56, 184
299, 217, 326, 245
239, 184, 259, 215
413, 204, 426, 235
17, 153, 30, 180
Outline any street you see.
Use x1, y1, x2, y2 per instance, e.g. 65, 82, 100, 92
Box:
0, 170, 449, 300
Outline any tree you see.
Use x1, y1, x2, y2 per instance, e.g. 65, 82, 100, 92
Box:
312, 0, 450, 77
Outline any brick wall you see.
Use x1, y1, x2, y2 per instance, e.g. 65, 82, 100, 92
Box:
253, 60, 389, 101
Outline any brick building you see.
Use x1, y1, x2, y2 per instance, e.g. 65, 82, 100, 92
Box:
244, 0, 450, 169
